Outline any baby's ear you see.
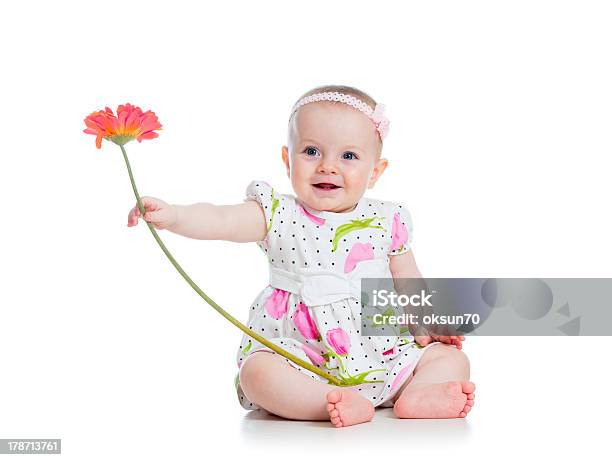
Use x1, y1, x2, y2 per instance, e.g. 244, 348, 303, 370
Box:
281, 145, 291, 178
368, 157, 389, 188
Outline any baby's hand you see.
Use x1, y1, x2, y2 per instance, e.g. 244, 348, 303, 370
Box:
430, 334, 464, 349
127, 196, 178, 230
414, 334, 464, 350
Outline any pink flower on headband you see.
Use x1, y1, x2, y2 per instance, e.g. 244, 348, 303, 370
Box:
371, 103, 390, 140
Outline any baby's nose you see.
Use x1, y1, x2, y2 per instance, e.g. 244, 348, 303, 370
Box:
316, 158, 339, 174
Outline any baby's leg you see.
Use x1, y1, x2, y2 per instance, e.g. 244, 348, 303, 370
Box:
392, 344, 475, 419
240, 351, 374, 427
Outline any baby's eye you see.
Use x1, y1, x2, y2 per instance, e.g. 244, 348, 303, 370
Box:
304, 147, 319, 156
342, 151, 358, 160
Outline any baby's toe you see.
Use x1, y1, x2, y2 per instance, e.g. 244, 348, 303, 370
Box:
327, 390, 342, 404
461, 381, 476, 394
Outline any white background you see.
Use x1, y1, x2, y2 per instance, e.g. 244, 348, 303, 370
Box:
1, 1, 611, 458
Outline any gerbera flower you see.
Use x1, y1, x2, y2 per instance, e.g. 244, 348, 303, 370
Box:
83, 103, 162, 149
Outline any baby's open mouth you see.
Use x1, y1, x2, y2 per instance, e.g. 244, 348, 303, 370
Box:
313, 183, 341, 190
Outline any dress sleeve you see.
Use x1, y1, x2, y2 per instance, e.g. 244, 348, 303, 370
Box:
388, 203, 414, 256
244, 180, 279, 240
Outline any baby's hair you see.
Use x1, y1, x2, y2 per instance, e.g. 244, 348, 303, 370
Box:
288, 84, 383, 156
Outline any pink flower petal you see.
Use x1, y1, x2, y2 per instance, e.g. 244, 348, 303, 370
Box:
390, 366, 412, 392
292, 302, 320, 340
326, 328, 351, 356
390, 212, 409, 251
301, 344, 327, 365
298, 204, 326, 226
264, 288, 290, 320
382, 347, 396, 356
344, 242, 374, 273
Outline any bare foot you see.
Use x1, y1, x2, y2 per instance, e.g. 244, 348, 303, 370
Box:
393, 381, 476, 419
326, 389, 375, 428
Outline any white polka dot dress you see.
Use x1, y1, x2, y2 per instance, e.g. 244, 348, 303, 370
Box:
235, 180, 440, 410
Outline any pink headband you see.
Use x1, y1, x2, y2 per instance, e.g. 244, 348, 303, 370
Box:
289, 91, 390, 141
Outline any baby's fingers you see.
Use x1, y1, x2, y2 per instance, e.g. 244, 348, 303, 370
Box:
450, 335, 465, 349
143, 208, 174, 227
127, 198, 159, 226
431, 335, 462, 349
143, 209, 162, 223
127, 206, 141, 227
415, 335, 432, 347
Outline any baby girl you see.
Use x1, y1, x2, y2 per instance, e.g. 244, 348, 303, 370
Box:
127, 85, 476, 428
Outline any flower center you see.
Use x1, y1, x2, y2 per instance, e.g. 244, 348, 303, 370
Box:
109, 134, 136, 146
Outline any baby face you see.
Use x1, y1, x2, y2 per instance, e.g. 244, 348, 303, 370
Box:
282, 102, 388, 213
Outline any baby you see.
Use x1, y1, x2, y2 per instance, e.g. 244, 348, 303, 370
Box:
127, 85, 475, 428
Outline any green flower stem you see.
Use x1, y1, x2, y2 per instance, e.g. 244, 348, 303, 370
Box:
119, 145, 343, 386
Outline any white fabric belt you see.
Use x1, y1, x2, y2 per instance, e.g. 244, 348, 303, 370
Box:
269, 258, 390, 307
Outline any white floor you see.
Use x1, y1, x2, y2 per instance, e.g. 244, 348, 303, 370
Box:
1, 333, 609, 459
233, 337, 610, 459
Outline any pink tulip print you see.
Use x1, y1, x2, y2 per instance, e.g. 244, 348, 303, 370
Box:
326, 328, 351, 356
292, 302, 320, 340
344, 242, 374, 273
321, 327, 386, 385
302, 344, 327, 366
390, 366, 412, 392
382, 347, 396, 356
264, 288, 290, 320
390, 211, 409, 252
298, 203, 326, 226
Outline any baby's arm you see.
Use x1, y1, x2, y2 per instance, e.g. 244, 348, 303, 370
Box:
127, 196, 267, 243
388, 248, 422, 278
389, 250, 464, 349
169, 201, 267, 242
